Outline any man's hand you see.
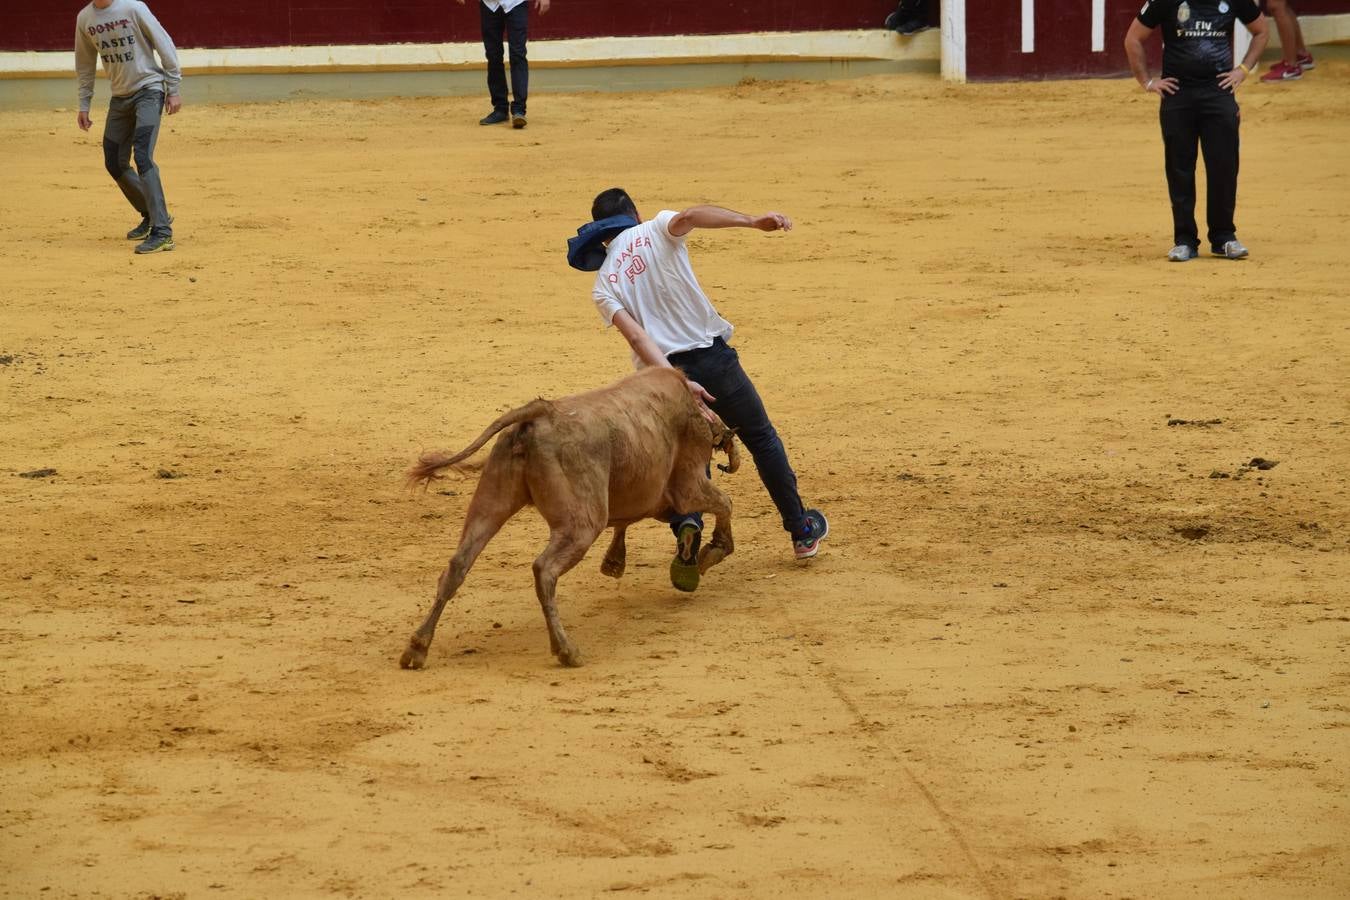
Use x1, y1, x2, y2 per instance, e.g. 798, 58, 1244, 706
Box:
686, 380, 718, 423
535, 0, 550, 12
77, 111, 92, 131
1146, 76, 1180, 96
751, 212, 792, 232
164, 94, 182, 115
1217, 67, 1247, 92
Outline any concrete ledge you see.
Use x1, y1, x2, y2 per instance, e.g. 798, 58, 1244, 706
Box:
7, 13, 1341, 107
1293, 12, 1350, 47
0, 29, 940, 109
1, 29, 938, 78
1, 58, 938, 110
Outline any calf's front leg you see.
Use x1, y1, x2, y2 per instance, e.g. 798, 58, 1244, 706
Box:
696, 485, 733, 574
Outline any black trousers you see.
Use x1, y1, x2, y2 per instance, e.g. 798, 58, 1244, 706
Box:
1159, 83, 1240, 251
480, 2, 529, 115
667, 338, 808, 537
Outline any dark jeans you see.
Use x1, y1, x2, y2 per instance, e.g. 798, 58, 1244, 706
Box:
1160, 83, 1240, 250
480, 1, 529, 115
103, 87, 171, 235
667, 338, 808, 537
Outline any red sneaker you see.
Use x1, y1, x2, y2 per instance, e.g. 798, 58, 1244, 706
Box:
1296, 52, 1315, 71
1260, 61, 1303, 82
792, 509, 829, 560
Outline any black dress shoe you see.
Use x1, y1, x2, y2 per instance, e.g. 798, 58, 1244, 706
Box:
479, 110, 509, 125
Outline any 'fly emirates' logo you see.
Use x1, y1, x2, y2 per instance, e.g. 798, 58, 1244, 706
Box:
1177, 19, 1222, 37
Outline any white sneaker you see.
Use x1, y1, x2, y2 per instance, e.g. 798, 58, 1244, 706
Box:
1213, 240, 1249, 260
1168, 244, 1197, 262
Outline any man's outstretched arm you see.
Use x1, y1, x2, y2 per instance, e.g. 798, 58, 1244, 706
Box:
611, 309, 718, 419
667, 206, 792, 237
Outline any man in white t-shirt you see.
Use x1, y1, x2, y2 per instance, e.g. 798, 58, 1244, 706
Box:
569, 188, 829, 592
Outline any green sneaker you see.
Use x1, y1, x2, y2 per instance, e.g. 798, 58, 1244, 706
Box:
135, 232, 175, 254
127, 218, 151, 240
669, 521, 701, 593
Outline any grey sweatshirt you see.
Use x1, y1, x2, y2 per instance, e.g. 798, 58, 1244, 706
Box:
75, 0, 182, 112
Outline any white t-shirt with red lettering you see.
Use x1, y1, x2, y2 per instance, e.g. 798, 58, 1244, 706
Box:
592, 210, 734, 364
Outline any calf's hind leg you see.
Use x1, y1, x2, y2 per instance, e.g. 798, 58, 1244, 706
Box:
599, 525, 627, 578
400, 475, 524, 670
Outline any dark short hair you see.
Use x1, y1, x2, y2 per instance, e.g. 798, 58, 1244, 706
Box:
592, 187, 638, 221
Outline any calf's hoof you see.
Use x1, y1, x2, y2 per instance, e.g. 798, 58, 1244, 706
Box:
400, 637, 429, 669
555, 644, 584, 668
599, 555, 625, 579
697, 545, 727, 574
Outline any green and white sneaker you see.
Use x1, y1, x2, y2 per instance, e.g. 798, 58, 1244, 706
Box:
127, 218, 152, 240
669, 521, 701, 592
135, 232, 175, 254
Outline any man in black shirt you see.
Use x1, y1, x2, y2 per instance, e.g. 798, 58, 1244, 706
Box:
1125, 1, 1268, 261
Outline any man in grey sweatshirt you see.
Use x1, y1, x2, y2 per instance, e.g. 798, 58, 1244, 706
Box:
75, 0, 183, 254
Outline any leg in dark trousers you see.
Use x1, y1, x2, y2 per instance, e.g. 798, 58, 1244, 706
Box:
1198, 89, 1241, 250
1159, 91, 1201, 251
479, 2, 509, 114
103, 88, 171, 234
504, 3, 529, 116
668, 339, 808, 537
103, 95, 149, 219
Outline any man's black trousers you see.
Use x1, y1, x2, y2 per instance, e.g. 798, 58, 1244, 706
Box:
1159, 83, 1241, 252
480, 2, 529, 116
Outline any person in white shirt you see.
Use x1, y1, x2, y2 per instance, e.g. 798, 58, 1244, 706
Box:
457, 0, 550, 128
75, 0, 182, 254
570, 188, 829, 591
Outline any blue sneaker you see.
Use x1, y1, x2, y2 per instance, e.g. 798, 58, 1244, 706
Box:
134, 231, 175, 254
793, 509, 829, 560
670, 521, 701, 592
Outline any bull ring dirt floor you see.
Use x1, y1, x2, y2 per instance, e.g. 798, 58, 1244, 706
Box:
3, 64, 1349, 899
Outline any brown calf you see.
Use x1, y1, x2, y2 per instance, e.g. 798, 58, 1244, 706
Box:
400, 367, 738, 669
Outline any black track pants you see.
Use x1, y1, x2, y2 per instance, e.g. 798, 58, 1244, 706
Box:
1159, 83, 1240, 251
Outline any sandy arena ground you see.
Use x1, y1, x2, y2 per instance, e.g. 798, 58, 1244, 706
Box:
3, 64, 1349, 898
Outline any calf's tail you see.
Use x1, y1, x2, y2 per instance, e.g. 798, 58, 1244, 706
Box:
407, 398, 553, 489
